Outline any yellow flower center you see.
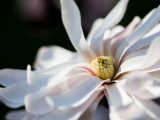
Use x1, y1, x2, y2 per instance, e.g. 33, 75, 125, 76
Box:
91, 56, 115, 80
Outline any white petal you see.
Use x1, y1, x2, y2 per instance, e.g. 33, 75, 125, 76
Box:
25, 90, 55, 115
88, 0, 129, 56
115, 5, 160, 66
110, 25, 125, 38
111, 16, 141, 57
103, 26, 124, 56
52, 76, 104, 108
34, 46, 79, 70
0, 83, 40, 108
24, 72, 91, 115
87, 18, 103, 44
109, 98, 160, 120
115, 50, 146, 78
92, 0, 129, 38
135, 98, 160, 119
0, 69, 26, 87
105, 84, 132, 110
24, 69, 99, 115
126, 23, 160, 56
29, 62, 88, 85
27, 65, 50, 85
60, 0, 96, 62
119, 72, 160, 99
140, 37, 160, 70
39, 90, 102, 120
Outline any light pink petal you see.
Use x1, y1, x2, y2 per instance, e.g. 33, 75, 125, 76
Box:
46, 63, 95, 87
0, 69, 26, 87
105, 84, 132, 110
12, 91, 102, 120
51, 76, 104, 108
60, 0, 96, 62
119, 72, 160, 99
39, 90, 102, 120
115, 49, 146, 78
88, 0, 129, 56
115, 5, 160, 66
24, 72, 103, 115
34, 46, 79, 70
28, 63, 88, 85
24, 72, 92, 115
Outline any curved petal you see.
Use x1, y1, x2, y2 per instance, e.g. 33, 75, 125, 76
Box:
109, 98, 160, 120
103, 26, 124, 56
52, 76, 104, 108
127, 24, 160, 55
119, 72, 160, 100
25, 90, 55, 115
111, 16, 141, 57
0, 69, 26, 87
24, 72, 92, 115
105, 84, 132, 110
27, 65, 50, 85
34, 46, 79, 70
22, 90, 101, 120
60, 0, 96, 62
0, 83, 40, 108
115, 5, 160, 66
37, 89, 102, 120
140, 37, 160, 70
88, 0, 129, 56
135, 98, 160, 119
115, 49, 146, 78
24, 64, 102, 115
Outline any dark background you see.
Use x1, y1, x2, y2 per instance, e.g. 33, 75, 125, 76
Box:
0, 0, 160, 119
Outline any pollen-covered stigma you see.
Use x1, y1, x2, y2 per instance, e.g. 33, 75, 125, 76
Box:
91, 56, 115, 80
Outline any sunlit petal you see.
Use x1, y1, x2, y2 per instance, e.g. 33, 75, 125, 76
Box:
89, 0, 129, 56
60, 0, 96, 62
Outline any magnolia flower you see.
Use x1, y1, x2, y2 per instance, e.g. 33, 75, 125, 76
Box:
1, 0, 160, 120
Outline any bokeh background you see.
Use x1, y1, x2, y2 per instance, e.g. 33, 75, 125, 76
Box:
0, 0, 160, 119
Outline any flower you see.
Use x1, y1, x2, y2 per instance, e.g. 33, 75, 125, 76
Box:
1, 0, 160, 120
